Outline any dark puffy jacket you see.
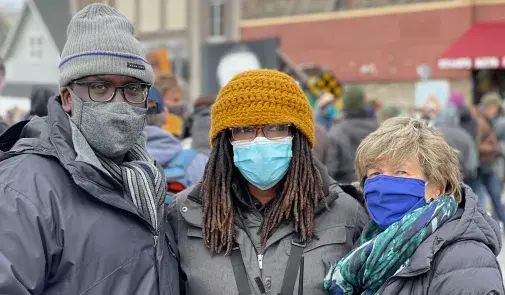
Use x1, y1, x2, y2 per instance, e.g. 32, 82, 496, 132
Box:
325, 115, 377, 183
379, 185, 504, 294
0, 97, 179, 294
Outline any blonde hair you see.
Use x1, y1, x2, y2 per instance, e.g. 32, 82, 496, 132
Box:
355, 117, 462, 201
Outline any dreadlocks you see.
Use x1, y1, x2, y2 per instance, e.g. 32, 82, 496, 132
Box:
201, 130, 325, 255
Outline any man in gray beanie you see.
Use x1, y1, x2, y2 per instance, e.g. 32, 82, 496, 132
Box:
0, 4, 179, 294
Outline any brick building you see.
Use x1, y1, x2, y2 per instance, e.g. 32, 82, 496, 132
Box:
240, 0, 505, 106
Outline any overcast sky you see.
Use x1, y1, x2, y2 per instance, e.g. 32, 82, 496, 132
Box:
0, 0, 22, 9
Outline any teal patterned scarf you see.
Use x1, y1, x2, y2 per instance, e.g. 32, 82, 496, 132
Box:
323, 195, 458, 295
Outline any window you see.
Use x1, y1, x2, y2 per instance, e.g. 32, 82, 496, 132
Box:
28, 34, 44, 62
208, 0, 226, 42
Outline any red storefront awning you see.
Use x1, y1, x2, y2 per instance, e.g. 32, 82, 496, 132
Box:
437, 23, 505, 70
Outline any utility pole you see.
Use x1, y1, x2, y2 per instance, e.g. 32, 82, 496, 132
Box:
230, 0, 241, 41
188, 0, 202, 101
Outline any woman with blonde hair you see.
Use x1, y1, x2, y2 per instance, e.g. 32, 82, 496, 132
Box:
324, 117, 504, 295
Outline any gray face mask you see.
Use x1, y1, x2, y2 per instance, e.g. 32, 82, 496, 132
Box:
68, 89, 147, 158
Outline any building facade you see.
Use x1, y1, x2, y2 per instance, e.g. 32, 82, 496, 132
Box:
72, 0, 241, 100
240, 0, 505, 106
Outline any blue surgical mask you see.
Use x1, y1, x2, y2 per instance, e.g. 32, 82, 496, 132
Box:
232, 136, 293, 190
364, 175, 427, 229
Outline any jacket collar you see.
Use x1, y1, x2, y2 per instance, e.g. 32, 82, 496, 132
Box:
394, 184, 501, 277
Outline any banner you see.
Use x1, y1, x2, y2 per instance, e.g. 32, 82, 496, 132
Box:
414, 80, 450, 113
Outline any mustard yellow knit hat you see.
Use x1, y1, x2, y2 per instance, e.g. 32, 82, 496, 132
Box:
210, 69, 315, 147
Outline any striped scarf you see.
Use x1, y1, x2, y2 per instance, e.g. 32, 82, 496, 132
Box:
98, 142, 165, 230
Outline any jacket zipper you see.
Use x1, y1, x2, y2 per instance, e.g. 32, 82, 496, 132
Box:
258, 254, 264, 270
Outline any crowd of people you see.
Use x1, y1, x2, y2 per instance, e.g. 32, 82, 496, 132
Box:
0, 3, 504, 295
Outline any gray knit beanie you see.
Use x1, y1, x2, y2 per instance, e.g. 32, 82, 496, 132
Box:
59, 3, 153, 87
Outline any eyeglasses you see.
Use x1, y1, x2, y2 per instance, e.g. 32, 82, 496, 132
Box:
230, 124, 292, 142
71, 81, 151, 104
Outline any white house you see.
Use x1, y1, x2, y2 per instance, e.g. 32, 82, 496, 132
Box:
0, 0, 71, 99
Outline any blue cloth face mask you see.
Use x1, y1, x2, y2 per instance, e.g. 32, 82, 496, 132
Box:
364, 175, 427, 229
232, 136, 293, 190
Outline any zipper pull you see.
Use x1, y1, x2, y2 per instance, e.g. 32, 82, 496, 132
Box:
258, 254, 263, 270
153, 235, 159, 248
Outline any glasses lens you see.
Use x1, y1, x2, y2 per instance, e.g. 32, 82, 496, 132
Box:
88, 82, 115, 102
231, 126, 256, 141
264, 124, 290, 139
124, 83, 149, 103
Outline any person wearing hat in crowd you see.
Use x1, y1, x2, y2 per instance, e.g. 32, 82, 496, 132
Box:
168, 69, 369, 294
379, 104, 402, 123
0, 4, 178, 294
325, 85, 378, 184
144, 87, 208, 200
449, 91, 478, 140
433, 105, 478, 189
474, 92, 505, 227
181, 95, 216, 155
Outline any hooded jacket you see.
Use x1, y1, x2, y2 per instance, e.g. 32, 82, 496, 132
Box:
326, 110, 378, 184
0, 97, 179, 294
378, 185, 504, 294
167, 163, 369, 295
144, 125, 208, 186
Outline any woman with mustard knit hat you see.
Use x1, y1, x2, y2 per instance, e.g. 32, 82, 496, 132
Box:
167, 69, 368, 294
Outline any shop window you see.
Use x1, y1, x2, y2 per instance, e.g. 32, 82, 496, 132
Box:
208, 0, 226, 43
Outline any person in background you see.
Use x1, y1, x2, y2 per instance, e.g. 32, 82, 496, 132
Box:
168, 69, 368, 294
449, 91, 478, 140
364, 99, 381, 119
379, 104, 402, 123
28, 85, 56, 118
313, 123, 329, 163
0, 4, 179, 294
314, 92, 338, 131
433, 106, 478, 188
181, 95, 215, 155
155, 73, 186, 138
324, 117, 504, 295
326, 86, 378, 184
144, 87, 207, 200
310, 93, 332, 163
476, 92, 505, 227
